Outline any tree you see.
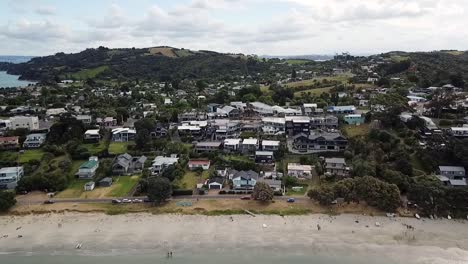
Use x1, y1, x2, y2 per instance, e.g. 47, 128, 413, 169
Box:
161, 165, 184, 182
0, 191, 16, 212
252, 182, 274, 201
408, 176, 448, 216
47, 115, 86, 145
307, 185, 335, 205
135, 128, 151, 150
291, 69, 297, 79
147, 177, 172, 205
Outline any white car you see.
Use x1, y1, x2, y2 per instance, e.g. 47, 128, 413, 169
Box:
122, 198, 131, 203
132, 199, 143, 203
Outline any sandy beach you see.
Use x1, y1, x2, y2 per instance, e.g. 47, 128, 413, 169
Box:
0, 213, 467, 263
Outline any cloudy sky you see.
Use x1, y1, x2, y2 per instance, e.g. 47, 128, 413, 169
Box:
0, 0, 467, 56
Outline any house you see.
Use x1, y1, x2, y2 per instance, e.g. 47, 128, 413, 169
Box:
242, 138, 258, 154
112, 153, 147, 175
111, 128, 136, 142
216, 106, 240, 118
151, 155, 179, 175
84, 129, 101, 142
195, 141, 222, 153
188, 160, 211, 170
0, 136, 19, 149
150, 123, 169, 138
344, 114, 365, 125
76, 115, 92, 124
255, 151, 274, 164
0, 166, 24, 189
46, 108, 67, 117
9, 116, 39, 130
258, 178, 282, 192
178, 110, 207, 121
284, 116, 338, 136
325, 158, 349, 177
261, 117, 285, 135
261, 140, 280, 151
224, 138, 241, 152
99, 177, 113, 187
287, 163, 314, 179
438, 166, 466, 187
302, 103, 318, 116
290, 132, 348, 153
84, 181, 95, 191
327, 105, 356, 114
207, 177, 224, 190
359, 100, 369, 107
232, 170, 259, 189
76, 157, 99, 179
97, 117, 117, 127
450, 127, 468, 138
23, 133, 47, 148
248, 102, 274, 116
164, 98, 172, 105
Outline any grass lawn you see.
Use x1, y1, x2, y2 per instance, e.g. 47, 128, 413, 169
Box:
108, 142, 129, 155
18, 149, 45, 163
294, 86, 333, 97
56, 175, 140, 198
224, 155, 251, 163
0, 151, 18, 163
343, 124, 370, 138
286, 183, 309, 196
69, 66, 109, 79
175, 171, 199, 189
83, 141, 108, 155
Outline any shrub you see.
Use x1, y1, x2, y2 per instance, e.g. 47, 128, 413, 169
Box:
172, 189, 194, 196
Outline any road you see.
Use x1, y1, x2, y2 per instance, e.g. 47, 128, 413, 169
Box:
18, 195, 309, 205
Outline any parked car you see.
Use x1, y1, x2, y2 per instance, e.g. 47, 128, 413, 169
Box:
112, 199, 122, 204
122, 198, 131, 203
240, 196, 251, 200
132, 199, 143, 203
43, 200, 55, 204
143, 197, 151, 203
287, 198, 295, 203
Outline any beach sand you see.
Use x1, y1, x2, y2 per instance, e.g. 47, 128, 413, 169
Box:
0, 213, 467, 263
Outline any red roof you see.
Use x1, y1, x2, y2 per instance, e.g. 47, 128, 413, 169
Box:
188, 160, 211, 165
0, 136, 19, 143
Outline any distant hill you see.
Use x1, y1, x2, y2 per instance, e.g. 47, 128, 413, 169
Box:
0, 46, 267, 82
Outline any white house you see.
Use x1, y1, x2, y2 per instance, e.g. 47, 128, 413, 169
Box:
84, 129, 101, 142
242, 138, 258, 153
438, 166, 466, 187
76, 115, 92, 124
84, 181, 95, 191
9, 116, 39, 130
261, 140, 280, 151
111, 128, 136, 142
76, 157, 99, 179
151, 155, 179, 175
287, 163, 313, 179
261, 117, 285, 135
450, 127, 468, 138
23, 133, 47, 148
0, 166, 24, 189
224, 138, 241, 152
188, 160, 211, 170
46, 108, 67, 117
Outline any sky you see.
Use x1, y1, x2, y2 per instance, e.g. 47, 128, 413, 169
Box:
0, 0, 468, 56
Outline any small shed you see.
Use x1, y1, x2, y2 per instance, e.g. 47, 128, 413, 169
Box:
84, 181, 95, 191
208, 177, 224, 190
99, 177, 113, 187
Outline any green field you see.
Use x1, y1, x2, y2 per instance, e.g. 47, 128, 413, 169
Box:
18, 149, 45, 163
343, 124, 371, 138
69, 66, 109, 79
294, 86, 333, 97
109, 176, 140, 197
108, 142, 129, 155
56, 175, 140, 198
83, 141, 108, 155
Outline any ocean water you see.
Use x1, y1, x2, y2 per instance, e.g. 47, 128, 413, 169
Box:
0, 71, 36, 88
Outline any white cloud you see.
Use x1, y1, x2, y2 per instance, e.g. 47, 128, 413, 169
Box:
0, 19, 69, 41
35, 5, 56, 16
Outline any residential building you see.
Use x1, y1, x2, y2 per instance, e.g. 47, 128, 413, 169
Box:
242, 138, 258, 154
302, 103, 318, 116
97, 117, 117, 127
84, 181, 95, 191
84, 129, 101, 142
224, 138, 241, 152
261, 140, 280, 151
178, 110, 207, 121
0, 166, 24, 189
232, 170, 259, 189
248, 102, 274, 116
0, 136, 19, 149
261, 117, 285, 135
195, 141, 222, 153
76, 115, 92, 124
285, 116, 338, 136
112, 153, 147, 175
10, 116, 39, 130
0, 119, 11, 131
450, 127, 468, 138
325, 158, 349, 177
23, 133, 47, 148
255, 151, 274, 164
99, 177, 113, 187
111, 128, 136, 142
327, 105, 356, 114
151, 155, 179, 175
216, 106, 240, 118
46, 108, 67, 117
208, 177, 224, 190
76, 157, 99, 179
344, 114, 365, 125
290, 132, 348, 154
188, 160, 211, 170
150, 123, 169, 138
258, 178, 282, 192
438, 166, 466, 187
287, 163, 314, 179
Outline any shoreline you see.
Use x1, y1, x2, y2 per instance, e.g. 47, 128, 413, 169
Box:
0, 213, 467, 262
